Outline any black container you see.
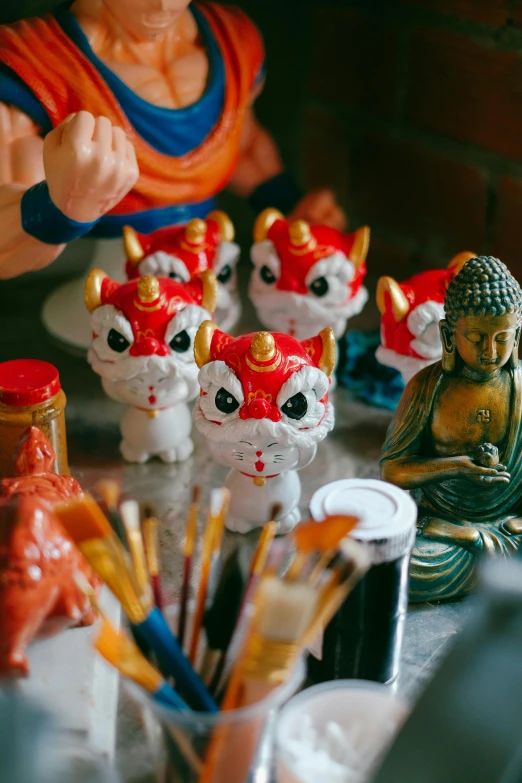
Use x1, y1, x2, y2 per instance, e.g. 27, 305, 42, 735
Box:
309, 479, 417, 685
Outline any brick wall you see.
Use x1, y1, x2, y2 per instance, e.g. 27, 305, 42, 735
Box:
303, 0, 522, 291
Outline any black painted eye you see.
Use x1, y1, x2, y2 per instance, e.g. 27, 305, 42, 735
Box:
169, 329, 191, 353
217, 264, 232, 284
107, 328, 130, 353
281, 392, 308, 420
309, 277, 329, 297
169, 272, 184, 282
260, 265, 276, 285
215, 387, 240, 414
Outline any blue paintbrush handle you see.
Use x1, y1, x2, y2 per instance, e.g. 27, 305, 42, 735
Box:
134, 607, 218, 713
153, 681, 189, 711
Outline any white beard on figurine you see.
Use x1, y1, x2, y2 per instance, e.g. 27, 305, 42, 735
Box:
85, 268, 217, 464
375, 251, 476, 384
193, 322, 336, 533
123, 211, 241, 332
249, 209, 370, 342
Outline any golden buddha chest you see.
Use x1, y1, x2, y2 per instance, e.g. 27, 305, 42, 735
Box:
429, 371, 512, 457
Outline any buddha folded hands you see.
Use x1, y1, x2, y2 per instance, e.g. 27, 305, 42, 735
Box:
381, 256, 522, 601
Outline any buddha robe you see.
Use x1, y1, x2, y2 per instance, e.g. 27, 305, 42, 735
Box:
381, 361, 522, 601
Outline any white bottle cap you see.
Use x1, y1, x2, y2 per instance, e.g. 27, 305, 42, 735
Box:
310, 479, 417, 564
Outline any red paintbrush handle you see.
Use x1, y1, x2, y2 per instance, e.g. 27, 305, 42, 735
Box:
152, 574, 163, 611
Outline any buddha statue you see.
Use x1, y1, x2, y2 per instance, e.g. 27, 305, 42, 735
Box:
381, 256, 522, 601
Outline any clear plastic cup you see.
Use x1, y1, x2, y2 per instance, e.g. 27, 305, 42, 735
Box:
274, 680, 407, 783
128, 658, 305, 783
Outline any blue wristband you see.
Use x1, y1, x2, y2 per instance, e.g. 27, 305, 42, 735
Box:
248, 171, 304, 215
21, 182, 99, 244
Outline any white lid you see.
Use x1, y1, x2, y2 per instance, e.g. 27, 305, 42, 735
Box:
309, 479, 417, 563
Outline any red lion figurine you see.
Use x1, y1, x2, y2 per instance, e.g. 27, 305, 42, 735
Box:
376, 252, 475, 383
0, 426, 97, 676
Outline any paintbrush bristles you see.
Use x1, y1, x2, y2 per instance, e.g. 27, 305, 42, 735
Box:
293, 516, 359, 553
95, 619, 162, 693
256, 577, 318, 642
143, 516, 160, 577
120, 500, 150, 597
95, 480, 121, 510
55, 494, 114, 543
209, 487, 230, 520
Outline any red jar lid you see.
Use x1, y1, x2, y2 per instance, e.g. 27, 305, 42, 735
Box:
0, 359, 61, 406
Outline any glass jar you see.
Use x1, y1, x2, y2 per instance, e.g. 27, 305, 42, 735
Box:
0, 359, 69, 478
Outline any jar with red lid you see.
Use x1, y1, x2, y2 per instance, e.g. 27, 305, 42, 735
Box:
0, 359, 69, 478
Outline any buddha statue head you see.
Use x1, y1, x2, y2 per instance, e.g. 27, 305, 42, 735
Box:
441, 256, 522, 374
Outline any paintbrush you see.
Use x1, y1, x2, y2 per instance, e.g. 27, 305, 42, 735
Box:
120, 499, 151, 605
75, 570, 187, 711
95, 615, 189, 711
188, 488, 230, 667
178, 486, 200, 649
95, 621, 206, 777
55, 495, 218, 713
143, 505, 163, 610
211, 516, 277, 698
76, 571, 204, 777
95, 479, 128, 548
206, 488, 230, 606
287, 515, 359, 582
198, 529, 370, 783
199, 545, 251, 686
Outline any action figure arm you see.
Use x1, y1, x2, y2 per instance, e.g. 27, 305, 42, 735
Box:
0, 103, 64, 279
0, 107, 138, 280
228, 106, 346, 230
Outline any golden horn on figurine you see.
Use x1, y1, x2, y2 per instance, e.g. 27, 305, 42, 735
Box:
289, 219, 313, 247
250, 332, 276, 362
253, 207, 284, 243
137, 276, 161, 304
318, 327, 337, 377
206, 210, 235, 242
84, 268, 108, 313
185, 218, 207, 245
245, 332, 281, 373
376, 276, 410, 321
199, 269, 218, 315
123, 225, 145, 264
350, 226, 371, 268
447, 251, 476, 277
194, 320, 219, 368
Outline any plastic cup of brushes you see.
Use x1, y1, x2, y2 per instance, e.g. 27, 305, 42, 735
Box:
128, 657, 306, 783
274, 680, 408, 783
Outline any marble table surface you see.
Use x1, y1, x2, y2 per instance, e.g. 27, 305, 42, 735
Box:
2, 275, 472, 782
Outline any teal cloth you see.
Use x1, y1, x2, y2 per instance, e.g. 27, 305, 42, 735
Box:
337, 331, 405, 410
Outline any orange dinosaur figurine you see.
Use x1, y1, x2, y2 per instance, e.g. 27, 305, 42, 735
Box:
0, 426, 98, 677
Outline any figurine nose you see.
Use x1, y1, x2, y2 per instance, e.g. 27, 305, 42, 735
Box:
130, 337, 169, 357
239, 399, 282, 422
484, 337, 498, 360
276, 272, 308, 295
